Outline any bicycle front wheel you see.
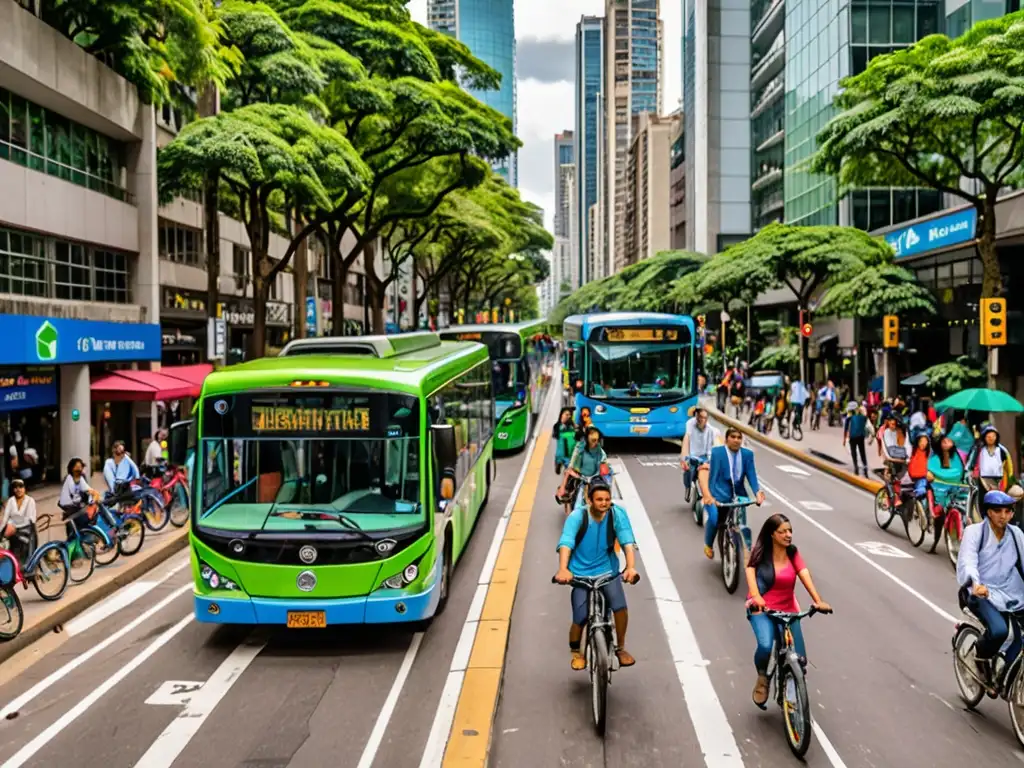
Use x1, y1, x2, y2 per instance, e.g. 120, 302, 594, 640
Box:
0, 586, 24, 641
780, 659, 812, 758
874, 489, 895, 530
590, 629, 610, 736
118, 515, 146, 556
904, 499, 928, 548
722, 528, 741, 594
952, 624, 986, 709
1007, 664, 1024, 747
169, 484, 191, 528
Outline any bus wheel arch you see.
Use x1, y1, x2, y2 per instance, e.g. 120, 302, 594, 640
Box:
436, 524, 454, 616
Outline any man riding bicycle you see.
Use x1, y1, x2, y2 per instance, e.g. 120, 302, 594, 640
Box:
554, 481, 639, 670
680, 407, 721, 499
957, 489, 1024, 690
700, 428, 765, 559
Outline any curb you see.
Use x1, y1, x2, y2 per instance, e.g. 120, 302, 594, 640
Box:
0, 527, 190, 664
706, 404, 884, 495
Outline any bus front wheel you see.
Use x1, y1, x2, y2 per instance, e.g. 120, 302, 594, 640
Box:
435, 535, 453, 617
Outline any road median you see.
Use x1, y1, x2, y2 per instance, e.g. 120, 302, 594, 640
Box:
706, 404, 883, 495
0, 527, 189, 664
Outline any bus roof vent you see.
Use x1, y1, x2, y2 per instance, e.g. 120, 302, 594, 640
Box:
279, 332, 440, 359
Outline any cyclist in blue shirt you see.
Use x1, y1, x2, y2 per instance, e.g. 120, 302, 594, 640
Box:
554, 481, 639, 670
103, 440, 139, 491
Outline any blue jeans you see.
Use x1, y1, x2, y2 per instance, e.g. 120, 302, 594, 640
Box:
969, 595, 1024, 661
749, 612, 806, 674
571, 577, 627, 626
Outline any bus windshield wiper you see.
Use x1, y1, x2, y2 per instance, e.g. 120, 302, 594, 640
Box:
270, 508, 373, 540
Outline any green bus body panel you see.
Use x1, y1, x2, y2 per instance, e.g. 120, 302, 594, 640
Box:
494, 406, 529, 451
191, 335, 494, 607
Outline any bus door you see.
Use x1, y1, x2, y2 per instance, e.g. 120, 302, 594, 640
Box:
564, 341, 584, 407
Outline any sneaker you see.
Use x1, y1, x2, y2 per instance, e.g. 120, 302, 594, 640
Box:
752, 674, 770, 708
703, 545, 714, 560
571, 651, 586, 671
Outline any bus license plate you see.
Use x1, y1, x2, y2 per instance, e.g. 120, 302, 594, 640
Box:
629, 416, 647, 423
287, 611, 326, 628
630, 425, 651, 434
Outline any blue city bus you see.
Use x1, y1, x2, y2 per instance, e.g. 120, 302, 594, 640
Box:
563, 312, 697, 439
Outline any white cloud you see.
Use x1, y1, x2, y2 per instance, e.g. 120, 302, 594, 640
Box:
407, 0, 683, 230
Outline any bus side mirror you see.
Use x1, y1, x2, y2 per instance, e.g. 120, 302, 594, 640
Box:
167, 419, 193, 466
432, 425, 458, 501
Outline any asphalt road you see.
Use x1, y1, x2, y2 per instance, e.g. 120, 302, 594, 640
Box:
2, 412, 1023, 767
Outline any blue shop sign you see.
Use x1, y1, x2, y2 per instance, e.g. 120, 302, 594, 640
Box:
306, 296, 317, 336
885, 207, 977, 259
0, 371, 58, 412
0, 315, 161, 366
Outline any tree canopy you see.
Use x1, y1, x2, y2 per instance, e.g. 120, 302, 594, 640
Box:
812, 11, 1024, 297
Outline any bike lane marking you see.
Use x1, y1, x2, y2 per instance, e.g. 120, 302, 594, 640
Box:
419, 386, 558, 768
1, 614, 194, 768
134, 635, 266, 768
611, 458, 744, 767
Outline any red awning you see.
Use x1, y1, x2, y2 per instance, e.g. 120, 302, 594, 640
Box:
159, 363, 213, 391
91, 370, 199, 402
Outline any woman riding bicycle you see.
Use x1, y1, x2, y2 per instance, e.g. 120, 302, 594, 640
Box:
928, 432, 967, 512
556, 426, 608, 515
744, 514, 831, 708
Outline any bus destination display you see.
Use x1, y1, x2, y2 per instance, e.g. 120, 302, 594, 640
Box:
251, 406, 371, 433
605, 328, 679, 342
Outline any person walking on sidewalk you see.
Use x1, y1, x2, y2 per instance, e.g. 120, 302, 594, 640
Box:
843, 403, 870, 477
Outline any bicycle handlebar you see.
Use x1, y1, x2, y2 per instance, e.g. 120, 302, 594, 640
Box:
715, 496, 753, 508
552, 568, 641, 588
762, 606, 833, 622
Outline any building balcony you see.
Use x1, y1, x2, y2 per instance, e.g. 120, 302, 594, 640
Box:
751, 166, 783, 192
755, 127, 785, 153
751, 35, 785, 91
752, 0, 785, 51
750, 77, 784, 119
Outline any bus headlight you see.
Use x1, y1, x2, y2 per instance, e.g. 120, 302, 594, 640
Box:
199, 561, 240, 591
595, 405, 606, 414
513, 400, 524, 409
380, 560, 421, 590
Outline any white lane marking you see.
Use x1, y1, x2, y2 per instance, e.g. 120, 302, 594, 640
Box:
612, 459, 744, 767
144, 680, 204, 706
417, 384, 559, 768
799, 501, 832, 512
0, 582, 193, 719
812, 719, 849, 768
855, 541, 914, 559
356, 632, 424, 768
65, 553, 189, 636
761, 481, 957, 623
3, 614, 193, 768
777, 464, 811, 476
135, 636, 265, 768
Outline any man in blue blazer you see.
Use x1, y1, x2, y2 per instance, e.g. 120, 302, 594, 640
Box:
699, 427, 765, 558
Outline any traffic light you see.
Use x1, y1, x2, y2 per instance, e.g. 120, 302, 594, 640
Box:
801, 321, 813, 338
883, 315, 899, 348
981, 298, 1007, 346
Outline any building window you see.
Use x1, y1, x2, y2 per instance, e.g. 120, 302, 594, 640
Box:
0, 226, 131, 303
232, 243, 251, 282
158, 221, 203, 266
0, 88, 130, 203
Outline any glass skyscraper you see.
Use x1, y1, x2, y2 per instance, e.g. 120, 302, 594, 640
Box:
427, 0, 518, 186
575, 16, 603, 284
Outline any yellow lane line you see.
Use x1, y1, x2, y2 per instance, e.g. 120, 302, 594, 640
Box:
441, 418, 551, 766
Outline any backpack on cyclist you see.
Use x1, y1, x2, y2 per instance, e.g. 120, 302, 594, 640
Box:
572, 506, 617, 553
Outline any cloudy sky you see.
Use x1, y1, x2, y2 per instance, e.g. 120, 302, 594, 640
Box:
408, 0, 682, 232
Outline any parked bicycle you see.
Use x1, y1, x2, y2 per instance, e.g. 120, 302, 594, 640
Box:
552, 569, 641, 736
139, 461, 190, 528
714, 497, 753, 594
91, 493, 147, 566
58, 505, 112, 584
0, 515, 70, 601
0, 553, 24, 642
760, 607, 833, 758
953, 595, 1024, 746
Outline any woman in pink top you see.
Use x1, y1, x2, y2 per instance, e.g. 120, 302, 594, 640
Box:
744, 513, 831, 707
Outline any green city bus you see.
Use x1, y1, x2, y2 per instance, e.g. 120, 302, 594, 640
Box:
439, 320, 548, 450
167, 332, 494, 627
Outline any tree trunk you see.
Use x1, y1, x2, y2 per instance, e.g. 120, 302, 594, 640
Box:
978, 196, 1002, 298
204, 172, 220, 328
250, 276, 268, 359
331, 237, 346, 336
292, 211, 309, 339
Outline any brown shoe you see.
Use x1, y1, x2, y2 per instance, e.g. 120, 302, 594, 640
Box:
571, 651, 586, 671
616, 649, 636, 667
752, 674, 769, 707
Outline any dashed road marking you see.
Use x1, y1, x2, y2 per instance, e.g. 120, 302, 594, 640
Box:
777, 464, 811, 477
855, 541, 914, 559
799, 501, 832, 512
144, 680, 204, 707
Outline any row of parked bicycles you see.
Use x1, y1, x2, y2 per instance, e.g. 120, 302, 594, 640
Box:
0, 462, 190, 642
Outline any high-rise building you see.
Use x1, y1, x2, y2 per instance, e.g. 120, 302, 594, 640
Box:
574, 15, 604, 284
682, 0, 751, 255
624, 111, 679, 265
605, 0, 663, 275
554, 131, 575, 239
779, 0, 946, 230
750, 0, 785, 232
427, 0, 518, 185
669, 116, 686, 249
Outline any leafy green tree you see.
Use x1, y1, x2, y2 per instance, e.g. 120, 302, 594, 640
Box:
40, 0, 240, 106
920, 356, 987, 393
812, 12, 1024, 298
158, 103, 370, 356
694, 223, 893, 381
816, 263, 936, 317
752, 326, 801, 373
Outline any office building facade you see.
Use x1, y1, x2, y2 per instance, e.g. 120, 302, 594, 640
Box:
605, 0, 663, 275
683, 0, 751, 254
624, 111, 678, 264
427, 0, 518, 185
575, 16, 604, 284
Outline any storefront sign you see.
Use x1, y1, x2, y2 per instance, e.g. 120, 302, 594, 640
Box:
885, 207, 977, 259
268, 301, 291, 327
0, 315, 160, 366
217, 302, 255, 326
208, 318, 227, 361
163, 330, 198, 347
0, 371, 58, 412
306, 297, 317, 336
162, 288, 207, 314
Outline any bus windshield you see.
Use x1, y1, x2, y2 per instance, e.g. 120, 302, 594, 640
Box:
491, 358, 528, 402
197, 391, 420, 530
587, 328, 692, 399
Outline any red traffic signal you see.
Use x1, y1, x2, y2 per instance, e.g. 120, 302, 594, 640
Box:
801, 323, 813, 338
